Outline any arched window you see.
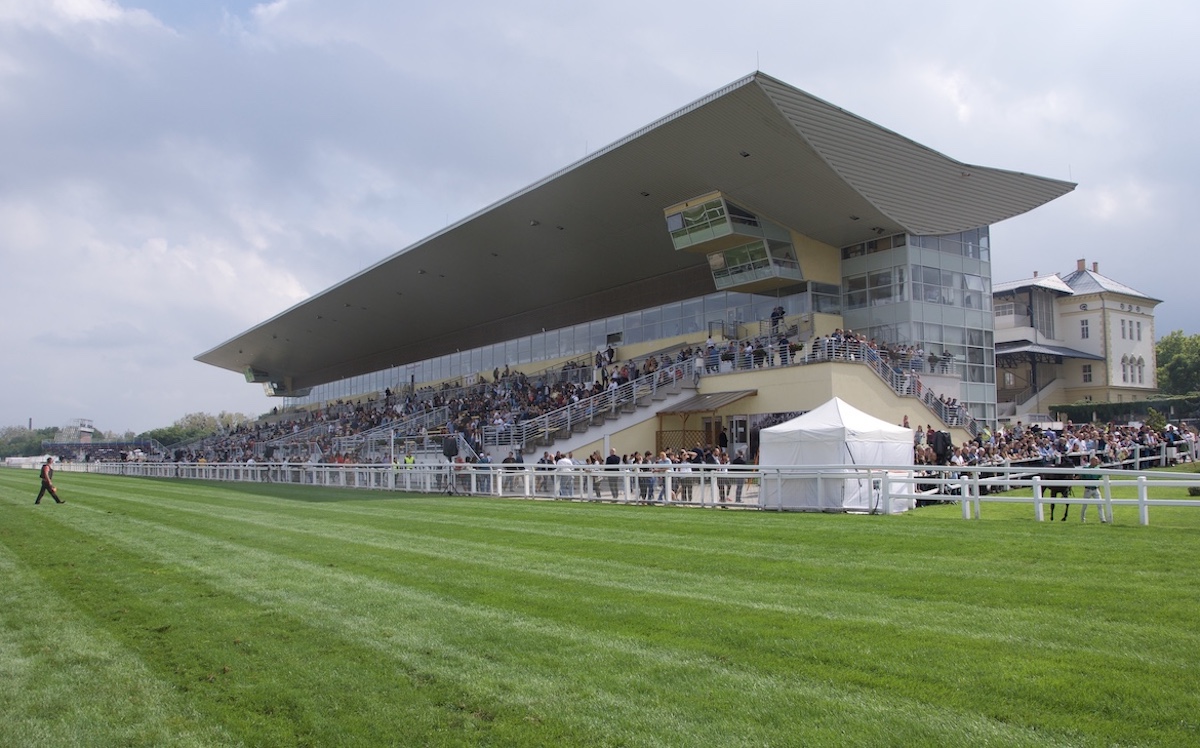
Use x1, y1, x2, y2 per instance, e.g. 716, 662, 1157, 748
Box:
1137, 356, 1145, 385
1121, 355, 1129, 383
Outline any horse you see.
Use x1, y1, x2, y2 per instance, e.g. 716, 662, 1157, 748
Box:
1041, 472, 1077, 521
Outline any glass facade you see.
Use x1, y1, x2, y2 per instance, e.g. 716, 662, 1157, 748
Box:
285, 285, 840, 408
841, 229, 996, 423
286, 224, 998, 426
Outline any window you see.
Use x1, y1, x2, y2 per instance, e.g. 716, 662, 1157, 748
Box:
1082, 364, 1092, 383
1080, 319, 1089, 339
1121, 319, 1127, 339
1138, 357, 1145, 384
843, 274, 867, 310
1121, 355, 1129, 383
1136, 320, 1142, 341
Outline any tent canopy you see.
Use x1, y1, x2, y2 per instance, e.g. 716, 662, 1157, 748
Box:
759, 398, 914, 512
761, 397, 913, 445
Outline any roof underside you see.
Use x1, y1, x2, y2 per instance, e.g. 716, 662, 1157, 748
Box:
196, 72, 1076, 394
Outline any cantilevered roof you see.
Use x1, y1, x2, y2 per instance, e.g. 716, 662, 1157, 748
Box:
197, 72, 1076, 395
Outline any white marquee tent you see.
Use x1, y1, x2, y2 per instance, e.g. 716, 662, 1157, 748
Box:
758, 398, 915, 513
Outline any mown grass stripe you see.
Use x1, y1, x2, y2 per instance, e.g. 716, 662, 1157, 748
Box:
3, 468, 1199, 745
55, 491, 1200, 673
49, 504, 1072, 747
0, 545, 241, 748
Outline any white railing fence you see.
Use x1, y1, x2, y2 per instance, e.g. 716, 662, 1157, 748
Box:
56, 456, 1200, 525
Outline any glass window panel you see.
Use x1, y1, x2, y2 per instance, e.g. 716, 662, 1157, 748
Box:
815, 294, 840, 314
770, 242, 798, 264
573, 323, 590, 355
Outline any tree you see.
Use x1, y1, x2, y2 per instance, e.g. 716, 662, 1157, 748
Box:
1156, 330, 1200, 395
0, 425, 60, 458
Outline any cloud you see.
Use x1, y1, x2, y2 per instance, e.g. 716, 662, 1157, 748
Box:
1, 0, 1198, 433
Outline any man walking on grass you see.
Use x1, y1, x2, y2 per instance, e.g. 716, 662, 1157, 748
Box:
35, 457, 65, 504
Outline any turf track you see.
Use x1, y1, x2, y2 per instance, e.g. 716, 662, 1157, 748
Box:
2, 468, 1198, 746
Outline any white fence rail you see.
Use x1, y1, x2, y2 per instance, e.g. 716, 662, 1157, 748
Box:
56, 459, 1200, 525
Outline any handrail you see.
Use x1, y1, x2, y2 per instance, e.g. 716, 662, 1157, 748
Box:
333, 405, 450, 451
482, 357, 700, 453
782, 341, 979, 437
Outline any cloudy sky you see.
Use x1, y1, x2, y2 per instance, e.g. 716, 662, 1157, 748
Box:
2, 0, 1195, 435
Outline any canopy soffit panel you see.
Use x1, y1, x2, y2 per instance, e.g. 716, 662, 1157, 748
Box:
197, 72, 1076, 393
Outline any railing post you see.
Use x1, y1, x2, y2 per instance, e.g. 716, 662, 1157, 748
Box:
1032, 475, 1044, 522
971, 470, 982, 519
880, 471, 891, 515
1101, 473, 1113, 524
1138, 476, 1149, 526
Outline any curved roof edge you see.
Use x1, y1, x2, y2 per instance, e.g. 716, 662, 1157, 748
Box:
196, 72, 1078, 392
753, 72, 1076, 235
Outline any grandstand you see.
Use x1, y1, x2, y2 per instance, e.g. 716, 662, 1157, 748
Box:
195, 71, 1074, 462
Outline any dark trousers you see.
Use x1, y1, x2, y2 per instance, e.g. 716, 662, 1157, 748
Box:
36, 481, 62, 503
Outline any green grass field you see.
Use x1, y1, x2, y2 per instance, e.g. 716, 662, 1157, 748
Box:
2, 467, 1198, 747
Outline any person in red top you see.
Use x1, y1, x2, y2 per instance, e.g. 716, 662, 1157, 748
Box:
35, 457, 65, 504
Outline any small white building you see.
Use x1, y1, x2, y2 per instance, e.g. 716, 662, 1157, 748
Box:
993, 259, 1160, 422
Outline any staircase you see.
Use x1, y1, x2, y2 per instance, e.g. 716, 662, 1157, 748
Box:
482, 358, 701, 456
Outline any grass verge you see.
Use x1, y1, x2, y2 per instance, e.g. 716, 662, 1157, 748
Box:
2, 467, 1198, 746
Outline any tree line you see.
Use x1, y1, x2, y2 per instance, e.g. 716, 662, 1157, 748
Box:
0, 411, 253, 459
